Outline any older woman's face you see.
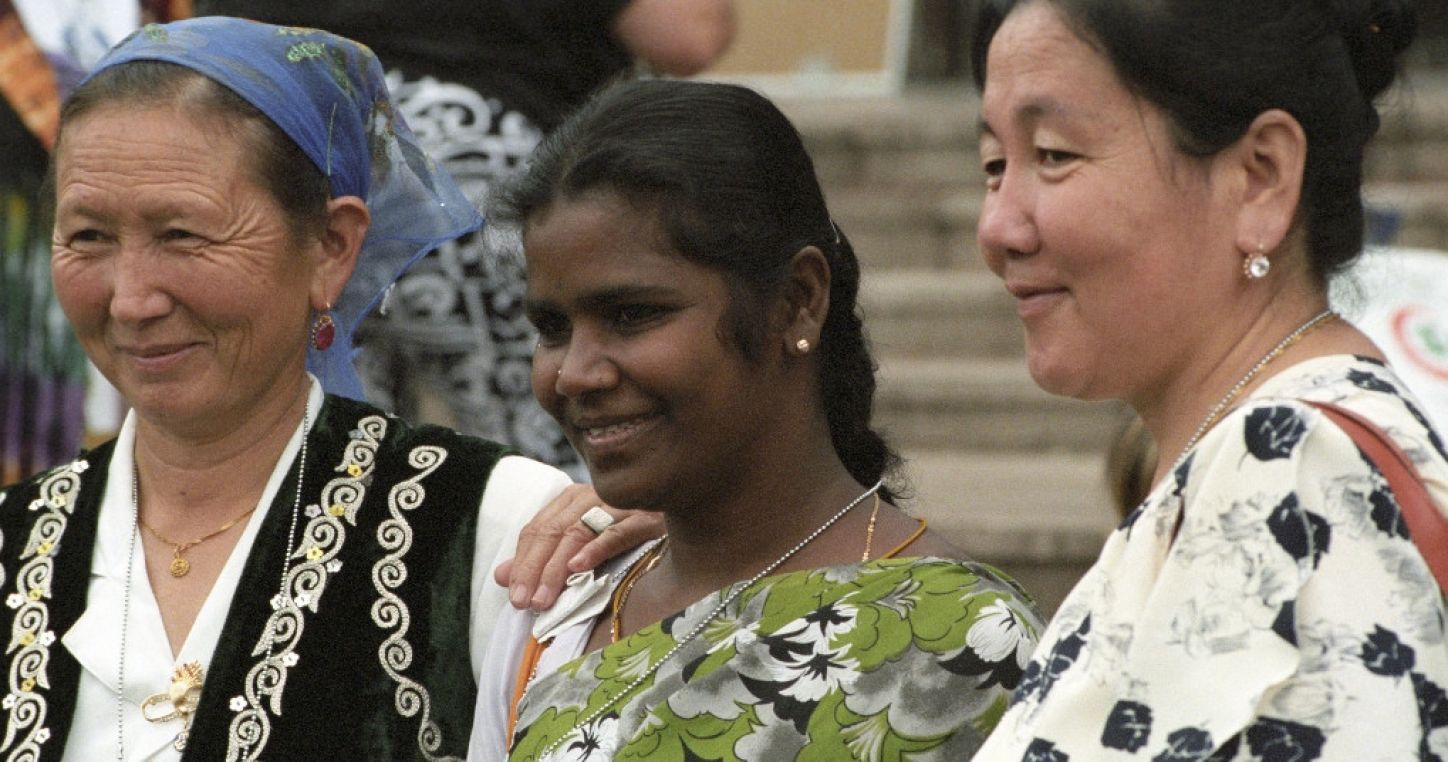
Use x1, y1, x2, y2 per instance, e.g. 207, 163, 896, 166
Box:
51, 104, 318, 432
976, 3, 1241, 403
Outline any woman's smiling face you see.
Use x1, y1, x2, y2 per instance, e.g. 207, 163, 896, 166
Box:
51, 103, 320, 434
976, 2, 1241, 403
524, 191, 786, 510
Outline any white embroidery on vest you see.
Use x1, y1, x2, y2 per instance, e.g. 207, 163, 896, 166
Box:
371, 444, 458, 761
226, 415, 385, 761
1, 459, 86, 757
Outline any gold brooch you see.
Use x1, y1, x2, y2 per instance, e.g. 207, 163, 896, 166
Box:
141, 661, 204, 751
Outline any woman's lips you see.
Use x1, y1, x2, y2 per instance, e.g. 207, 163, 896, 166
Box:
1005, 281, 1068, 321
123, 343, 198, 374
573, 413, 662, 456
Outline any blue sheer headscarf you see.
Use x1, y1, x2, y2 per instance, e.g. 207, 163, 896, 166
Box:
82, 17, 482, 398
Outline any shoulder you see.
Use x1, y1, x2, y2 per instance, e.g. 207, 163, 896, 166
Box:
859, 556, 1045, 630
481, 456, 572, 512
319, 393, 516, 462
1187, 355, 1446, 487
1, 443, 114, 519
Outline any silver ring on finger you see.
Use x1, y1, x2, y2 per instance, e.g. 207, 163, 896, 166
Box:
580, 505, 615, 536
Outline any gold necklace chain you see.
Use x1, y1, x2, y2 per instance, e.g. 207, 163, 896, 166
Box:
860, 493, 881, 562
138, 505, 258, 578
610, 537, 668, 643
610, 491, 890, 642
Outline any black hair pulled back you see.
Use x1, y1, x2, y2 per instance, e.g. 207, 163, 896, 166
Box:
498, 79, 902, 499
972, 0, 1417, 284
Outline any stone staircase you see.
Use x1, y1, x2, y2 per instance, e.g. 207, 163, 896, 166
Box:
776, 72, 1448, 615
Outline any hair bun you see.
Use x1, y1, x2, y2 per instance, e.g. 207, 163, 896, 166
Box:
1338, 0, 1418, 101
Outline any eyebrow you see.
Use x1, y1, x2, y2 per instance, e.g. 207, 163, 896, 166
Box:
527, 283, 680, 313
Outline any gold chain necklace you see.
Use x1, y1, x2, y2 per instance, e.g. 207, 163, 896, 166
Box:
139, 505, 258, 577
609, 538, 667, 643
610, 491, 889, 642
119, 395, 313, 757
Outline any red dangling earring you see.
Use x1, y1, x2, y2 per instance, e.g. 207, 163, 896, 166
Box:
311, 308, 336, 351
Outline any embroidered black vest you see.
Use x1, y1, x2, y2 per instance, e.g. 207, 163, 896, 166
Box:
0, 395, 510, 761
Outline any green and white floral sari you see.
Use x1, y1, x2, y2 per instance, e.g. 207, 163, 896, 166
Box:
508, 557, 1042, 761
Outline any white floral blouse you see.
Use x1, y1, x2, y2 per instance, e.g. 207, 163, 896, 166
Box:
977, 355, 1448, 761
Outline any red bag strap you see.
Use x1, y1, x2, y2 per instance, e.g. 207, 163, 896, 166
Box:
1307, 401, 1448, 594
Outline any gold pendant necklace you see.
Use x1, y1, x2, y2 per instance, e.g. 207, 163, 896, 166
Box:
119, 395, 315, 759
139, 505, 257, 577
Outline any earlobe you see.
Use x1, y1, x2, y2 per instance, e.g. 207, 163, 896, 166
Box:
310, 195, 370, 309
781, 245, 831, 356
1232, 109, 1307, 256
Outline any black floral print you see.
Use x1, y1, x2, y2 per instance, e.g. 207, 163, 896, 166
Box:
1101, 701, 1153, 752
1023, 738, 1069, 762
1243, 717, 1324, 761
977, 357, 1448, 760
1152, 727, 1216, 761
1244, 407, 1309, 461
1266, 493, 1331, 570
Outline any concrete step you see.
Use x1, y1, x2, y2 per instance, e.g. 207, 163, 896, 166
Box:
831, 187, 983, 271
875, 356, 1127, 452
859, 268, 1021, 358
896, 448, 1119, 616
1366, 138, 1448, 183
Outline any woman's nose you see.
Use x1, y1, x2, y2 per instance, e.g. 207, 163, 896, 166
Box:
108, 244, 173, 324
553, 331, 620, 398
976, 177, 1041, 270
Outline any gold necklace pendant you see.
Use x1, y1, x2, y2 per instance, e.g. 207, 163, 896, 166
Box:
141, 505, 257, 579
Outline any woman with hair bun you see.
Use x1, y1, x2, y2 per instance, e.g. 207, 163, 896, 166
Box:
468, 79, 1043, 761
970, 0, 1448, 758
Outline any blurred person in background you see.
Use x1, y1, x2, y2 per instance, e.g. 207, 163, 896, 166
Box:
194, 0, 735, 480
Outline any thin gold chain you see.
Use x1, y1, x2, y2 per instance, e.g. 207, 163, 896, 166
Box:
138, 506, 257, 555
1183, 311, 1337, 455
860, 494, 881, 562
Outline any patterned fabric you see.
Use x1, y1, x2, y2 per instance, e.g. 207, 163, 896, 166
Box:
510, 557, 1044, 761
0, 394, 506, 761
977, 355, 1448, 760
86, 17, 483, 399
354, 72, 583, 477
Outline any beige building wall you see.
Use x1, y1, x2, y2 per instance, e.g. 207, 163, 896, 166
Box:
704, 0, 911, 96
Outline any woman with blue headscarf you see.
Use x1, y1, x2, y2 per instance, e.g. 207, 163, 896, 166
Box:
0, 17, 610, 760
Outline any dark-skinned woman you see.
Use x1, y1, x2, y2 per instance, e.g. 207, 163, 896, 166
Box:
468, 80, 1044, 762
